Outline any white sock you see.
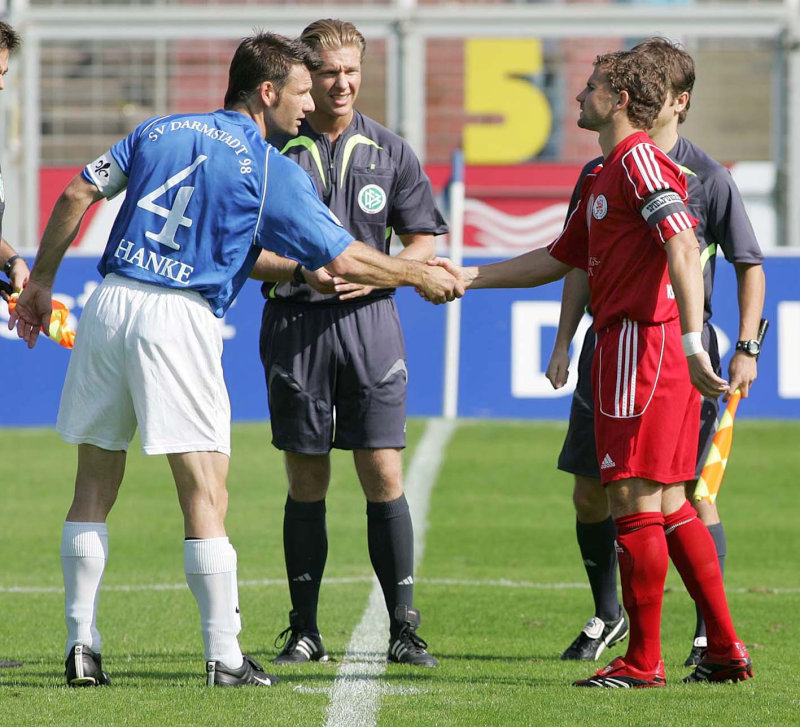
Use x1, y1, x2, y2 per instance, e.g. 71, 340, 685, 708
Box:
61, 521, 108, 657
183, 537, 243, 668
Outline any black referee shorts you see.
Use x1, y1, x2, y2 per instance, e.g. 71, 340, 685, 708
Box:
259, 296, 407, 455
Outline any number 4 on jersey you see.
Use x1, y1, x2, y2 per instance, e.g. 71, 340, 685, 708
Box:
137, 155, 208, 250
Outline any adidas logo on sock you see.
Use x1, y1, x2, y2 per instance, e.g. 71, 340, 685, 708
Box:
600, 453, 616, 470
292, 572, 312, 582
397, 576, 414, 586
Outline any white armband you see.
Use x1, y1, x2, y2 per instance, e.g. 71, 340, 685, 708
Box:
84, 152, 128, 199
682, 331, 704, 357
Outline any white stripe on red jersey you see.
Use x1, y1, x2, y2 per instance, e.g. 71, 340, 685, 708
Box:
610, 321, 648, 418
630, 144, 667, 194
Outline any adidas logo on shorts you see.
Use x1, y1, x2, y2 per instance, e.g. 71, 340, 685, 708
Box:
601, 453, 616, 470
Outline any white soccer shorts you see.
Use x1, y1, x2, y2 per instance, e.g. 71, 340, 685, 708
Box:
57, 274, 231, 455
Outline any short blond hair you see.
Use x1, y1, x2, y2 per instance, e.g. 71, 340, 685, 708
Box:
300, 18, 366, 61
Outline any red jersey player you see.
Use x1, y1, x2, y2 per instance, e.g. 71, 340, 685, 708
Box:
429, 50, 752, 688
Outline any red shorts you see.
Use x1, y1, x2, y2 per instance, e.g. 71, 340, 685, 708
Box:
592, 318, 701, 485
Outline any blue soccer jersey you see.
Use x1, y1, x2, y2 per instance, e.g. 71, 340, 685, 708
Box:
83, 110, 354, 317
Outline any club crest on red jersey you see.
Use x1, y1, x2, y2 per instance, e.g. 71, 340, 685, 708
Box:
592, 194, 608, 220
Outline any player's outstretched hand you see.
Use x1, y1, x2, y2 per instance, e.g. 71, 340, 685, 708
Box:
727, 350, 757, 400
425, 257, 477, 288
687, 350, 729, 398
417, 263, 464, 305
415, 257, 478, 303
545, 346, 571, 390
7, 279, 52, 349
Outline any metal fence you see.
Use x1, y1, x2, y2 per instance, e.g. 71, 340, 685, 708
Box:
5, 0, 800, 249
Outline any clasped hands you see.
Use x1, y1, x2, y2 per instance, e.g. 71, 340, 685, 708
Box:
306, 257, 467, 304
415, 257, 471, 304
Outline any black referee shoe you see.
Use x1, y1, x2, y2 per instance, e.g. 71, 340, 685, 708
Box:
561, 613, 629, 661
272, 611, 329, 664
387, 605, 438, 668
684, 636, 707, 667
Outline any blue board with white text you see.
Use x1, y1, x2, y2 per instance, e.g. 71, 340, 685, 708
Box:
1, 254, 798, 427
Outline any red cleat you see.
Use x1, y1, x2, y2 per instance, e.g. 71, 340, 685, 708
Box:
683, 640, 753, 683
573, 656, 666, 688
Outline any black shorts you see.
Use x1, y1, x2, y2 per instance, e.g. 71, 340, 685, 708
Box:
259, 296, 407, 454
557, 323, 721, 480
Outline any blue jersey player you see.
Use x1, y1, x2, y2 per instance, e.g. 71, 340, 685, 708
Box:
10, 32, 461, 689
546, 39, 765, 676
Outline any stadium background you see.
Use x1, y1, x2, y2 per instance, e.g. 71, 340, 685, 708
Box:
1, 0, 798, 423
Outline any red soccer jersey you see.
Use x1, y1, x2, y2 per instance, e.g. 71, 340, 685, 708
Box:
548, 131, 698, 330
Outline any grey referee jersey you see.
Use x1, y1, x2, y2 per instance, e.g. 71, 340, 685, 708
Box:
263, 109, 448, 304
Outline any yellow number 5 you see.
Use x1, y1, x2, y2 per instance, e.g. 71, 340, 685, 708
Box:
464, 39, 553, 164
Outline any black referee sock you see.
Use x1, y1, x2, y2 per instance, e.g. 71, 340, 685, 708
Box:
576, 516, 622, 624
694, 521, 727, 640
367, 494, 415, 635
283, 495, 327, 633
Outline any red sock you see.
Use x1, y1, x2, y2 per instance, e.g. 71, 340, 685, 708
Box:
664, 501, 738, 651
615, 512, 667, 672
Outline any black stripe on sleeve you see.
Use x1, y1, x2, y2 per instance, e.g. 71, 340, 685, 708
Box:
640, 190, 689, 229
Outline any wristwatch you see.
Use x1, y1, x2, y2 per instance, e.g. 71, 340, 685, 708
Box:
3, 254, 21, 277
735, 339, 761, 357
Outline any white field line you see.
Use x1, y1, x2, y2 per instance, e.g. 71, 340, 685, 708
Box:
2, 578, 799, 597
3, 578, 798, 597
324, 417, 458, 727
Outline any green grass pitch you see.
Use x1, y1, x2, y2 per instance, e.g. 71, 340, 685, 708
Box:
0, 420, 797, 726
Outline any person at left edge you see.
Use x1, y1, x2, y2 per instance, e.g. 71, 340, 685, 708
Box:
8, 31, 462, 688
1, 238, 30, 302
0, 20, 25, 670
0, 23, 27, 306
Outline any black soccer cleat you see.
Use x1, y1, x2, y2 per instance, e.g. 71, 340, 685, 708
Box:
206, 654, 279, 686
272, 611, 329, 664
684, 636, 707, 667
65, 644, 110, 687
683, 641, 753, 683
573, 656, 666, 688
387, 605, 438, 668
561, 612, 629, 661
